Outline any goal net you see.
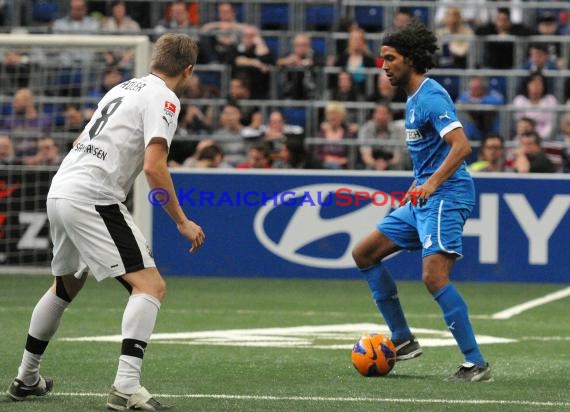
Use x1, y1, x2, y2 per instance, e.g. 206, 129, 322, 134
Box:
0, 34, 150, 271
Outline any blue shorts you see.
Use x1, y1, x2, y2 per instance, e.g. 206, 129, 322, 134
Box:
377, 197, 473, 258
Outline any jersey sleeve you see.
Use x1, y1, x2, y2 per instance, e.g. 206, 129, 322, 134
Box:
143, 90, 180, 148
427, 89, 462, 138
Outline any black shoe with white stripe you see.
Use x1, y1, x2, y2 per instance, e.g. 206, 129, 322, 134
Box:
7, 376, 53, 401
447, 362, 493, 382
392, 335, 423, 361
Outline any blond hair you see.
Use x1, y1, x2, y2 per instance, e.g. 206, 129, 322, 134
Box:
150, 33, 199, 77
325, 101, 347, 117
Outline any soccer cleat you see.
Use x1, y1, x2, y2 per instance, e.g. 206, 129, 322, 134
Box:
106, 386, 174, 410
447, 362, 493, 382
392, 335, 423, 361
6, 376, 53, 401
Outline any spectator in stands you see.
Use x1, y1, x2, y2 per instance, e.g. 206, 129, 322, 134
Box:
536, 12, 563, 64
391, 8, 413, 31
101, 1, 141, 68
24, 136, 61, 166
227, 76, 259, 127
520, 43, 558, 93
512, 116, 537, 140
277, 33, 323, 100
228, 76, 250, 101
61, 103, 88, 134
0, 134, 21, 165
523, 42, 558, 72
330, 70, 359, 102
367, 72, 406, 119
436, 0, 524, 27
0, 39, 46, 92
370, 148, 395, 171
242, 110, 304, 153
236, 142, 273, 168
200, 2, 246, 64
512, 131, 556, 173
53, 0, 99, 33
512, 71, 558, 140
468, 134, 507, 172
456, 76, 504, 141
436, 8, 474, 69
87, 67, 124, 102
52, 0, 100, 67
182, 139, 231, 168
3, 88, 51, 156
101, 0, 141, 33
212, 103, 246, 166
475, 8, 534, 69
231, 25, 274, 99
273, 139, 321, 169
154, 0, 195, 34
3, 88, 51, 131
434, 0, 489, 27
176, 104, 212, 136
314, 101, 356, 169
334, 28, 376, 98
331, 17, 360, 65
193, 144, 230, 168
522, 43, 558, 85
357, 103, 406, 170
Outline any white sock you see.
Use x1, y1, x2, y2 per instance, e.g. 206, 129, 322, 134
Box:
113, 294, 161, 394
17, 290, 69, 385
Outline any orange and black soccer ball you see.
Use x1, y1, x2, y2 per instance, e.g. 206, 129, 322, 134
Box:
351, 333, 397, 377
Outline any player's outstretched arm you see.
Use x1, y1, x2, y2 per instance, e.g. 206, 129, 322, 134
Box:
144, 138, 205, 252
416, 128, 472, 201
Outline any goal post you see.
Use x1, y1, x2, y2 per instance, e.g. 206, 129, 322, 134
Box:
0, 34, 152, 272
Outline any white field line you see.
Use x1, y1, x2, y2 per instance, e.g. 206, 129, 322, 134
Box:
51, 392, 570, 407
491, 286, 570, 319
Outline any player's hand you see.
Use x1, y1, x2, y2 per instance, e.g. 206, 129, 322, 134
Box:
400, 180, 417, 206
177, 219, 205, 253
413, 180, 437, 206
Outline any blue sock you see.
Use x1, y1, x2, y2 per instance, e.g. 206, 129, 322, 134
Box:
434, 283, 486, 366
361, 263, 411, 342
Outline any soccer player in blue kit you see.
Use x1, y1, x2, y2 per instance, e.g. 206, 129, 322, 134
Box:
352, 23, 491, 382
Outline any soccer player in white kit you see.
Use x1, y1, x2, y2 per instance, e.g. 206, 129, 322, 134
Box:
7, 33, 205, 410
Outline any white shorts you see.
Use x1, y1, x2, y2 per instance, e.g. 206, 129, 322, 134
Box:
47, 198, 155, 281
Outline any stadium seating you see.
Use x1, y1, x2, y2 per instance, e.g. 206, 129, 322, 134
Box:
305, 4, 336, 31
260, 3, 289, 30
354, 6, 384, 32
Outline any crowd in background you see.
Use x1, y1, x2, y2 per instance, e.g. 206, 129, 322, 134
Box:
0, 0, 569, 173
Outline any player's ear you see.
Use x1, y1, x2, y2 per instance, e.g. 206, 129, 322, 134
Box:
185, 64, 194, 77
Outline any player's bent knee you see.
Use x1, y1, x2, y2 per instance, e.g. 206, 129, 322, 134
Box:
422, 272, 448, 295
53, 273, 87, 302
122, 268, 167, 302
352, 247, 373, 269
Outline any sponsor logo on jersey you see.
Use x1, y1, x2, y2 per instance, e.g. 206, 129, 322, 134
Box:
438, 111, 451, 120
409, 109, 415, 123
423, 234, 432, 249
406, 129, 423, 142
164, 101, 177, 114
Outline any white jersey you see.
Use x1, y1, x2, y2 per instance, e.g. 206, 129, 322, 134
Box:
49, 74, 180, 204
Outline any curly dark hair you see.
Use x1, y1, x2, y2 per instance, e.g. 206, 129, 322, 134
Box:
381, 22, 438, 74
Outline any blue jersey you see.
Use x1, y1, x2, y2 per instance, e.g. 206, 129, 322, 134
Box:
405, 78, 475, 204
